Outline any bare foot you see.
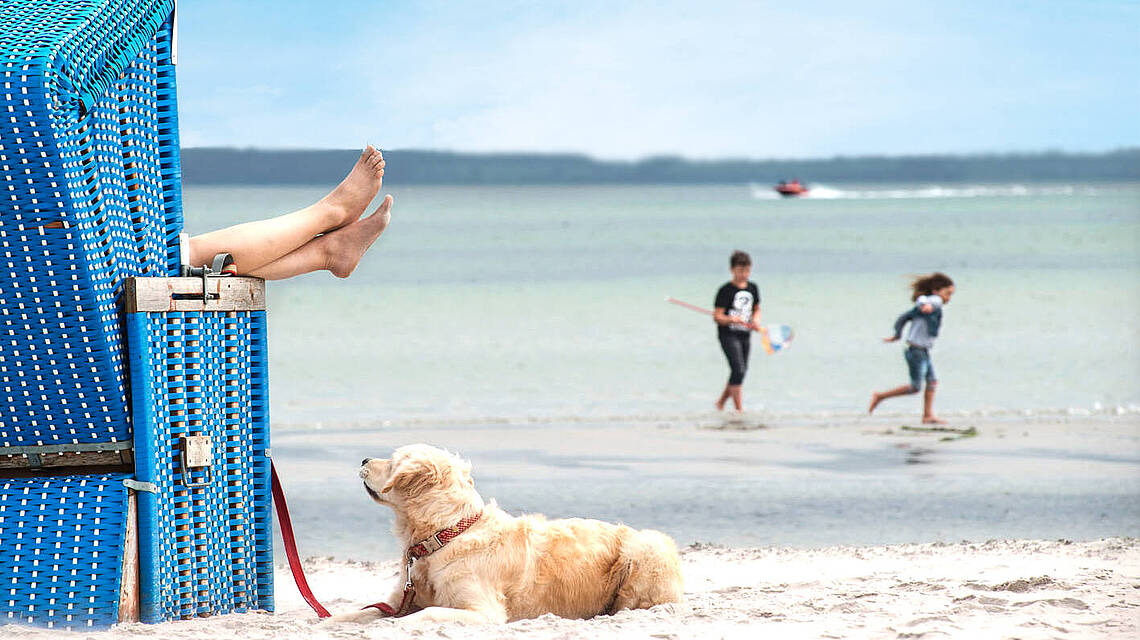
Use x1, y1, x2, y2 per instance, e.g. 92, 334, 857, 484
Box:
922, 415, 947, 424
324, 195, 393, 278
318, 146, 386, 228
868, 393, 882, 414
715, 399, 725, 411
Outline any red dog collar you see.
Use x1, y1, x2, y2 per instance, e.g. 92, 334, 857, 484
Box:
409, 511, 483, 558
363, 511, 483, 618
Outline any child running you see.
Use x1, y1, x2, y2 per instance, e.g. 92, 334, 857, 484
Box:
714, 251, 762, 412
868, 273, 956, 423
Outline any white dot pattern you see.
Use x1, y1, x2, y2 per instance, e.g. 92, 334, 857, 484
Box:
0, 474, 129, 629
128, 310, 273, 621
0, 1, 278, 632
0, 0, 182, 448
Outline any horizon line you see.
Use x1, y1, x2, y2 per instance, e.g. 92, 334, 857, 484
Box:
180, 146, 1140, 164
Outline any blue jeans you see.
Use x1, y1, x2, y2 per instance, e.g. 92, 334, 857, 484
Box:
904, 345, 937, 391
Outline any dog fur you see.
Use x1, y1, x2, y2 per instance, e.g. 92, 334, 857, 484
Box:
331, 444, 685, 624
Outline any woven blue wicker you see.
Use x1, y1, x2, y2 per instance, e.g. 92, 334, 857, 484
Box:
0, 474, 130, 629
127, 309, 274, 622
1, 0, 274, 630
0, 0, 180, 446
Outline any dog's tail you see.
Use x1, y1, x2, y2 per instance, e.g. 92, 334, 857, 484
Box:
609, 529, 687, 613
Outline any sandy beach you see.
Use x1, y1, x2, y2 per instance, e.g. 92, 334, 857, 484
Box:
0, 413, 1134, 639
2, 537, 1134, 639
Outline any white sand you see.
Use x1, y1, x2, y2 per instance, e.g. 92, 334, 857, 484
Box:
3, 538, 1135, 639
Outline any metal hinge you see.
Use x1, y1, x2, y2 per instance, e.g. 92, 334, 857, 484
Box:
123, 479, 158, 493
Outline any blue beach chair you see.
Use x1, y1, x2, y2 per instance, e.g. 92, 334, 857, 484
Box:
0, 0, 272, 628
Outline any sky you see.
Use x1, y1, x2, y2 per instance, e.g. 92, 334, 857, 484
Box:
176, 0, 1139, 160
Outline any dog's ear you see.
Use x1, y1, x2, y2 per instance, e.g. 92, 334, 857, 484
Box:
381, 457, 442, 496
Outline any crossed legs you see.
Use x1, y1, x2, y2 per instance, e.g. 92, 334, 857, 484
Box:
188, 146, 392, 280
715, 384, 743, 412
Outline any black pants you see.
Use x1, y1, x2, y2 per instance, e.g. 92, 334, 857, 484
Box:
719, 332, 751, 385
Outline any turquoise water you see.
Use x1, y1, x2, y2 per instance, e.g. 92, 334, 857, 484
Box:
184, 182, 1140, 556
183, 181, 1140, 426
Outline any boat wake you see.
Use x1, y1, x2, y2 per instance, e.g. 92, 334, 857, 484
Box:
749, 183, 1098, 200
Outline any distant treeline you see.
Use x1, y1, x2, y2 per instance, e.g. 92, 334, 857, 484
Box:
181, 148, 1140, 185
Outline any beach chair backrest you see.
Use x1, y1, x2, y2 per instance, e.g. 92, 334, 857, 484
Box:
0, 0, 182, 446
1, 3, 274, 629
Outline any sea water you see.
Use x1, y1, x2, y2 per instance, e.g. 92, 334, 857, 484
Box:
182, 181, 1140, 557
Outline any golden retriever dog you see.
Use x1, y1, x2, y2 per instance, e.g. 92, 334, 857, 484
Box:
331, 443, 685, 624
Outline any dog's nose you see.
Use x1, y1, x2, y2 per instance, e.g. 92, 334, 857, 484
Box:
361, 458, 372, 466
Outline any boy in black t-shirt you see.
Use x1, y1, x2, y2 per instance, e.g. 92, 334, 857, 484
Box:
713, 251, 761, 412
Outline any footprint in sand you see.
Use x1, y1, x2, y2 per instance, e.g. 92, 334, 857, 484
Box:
1013, 597, 1089, 610
991, 576, 1059, 592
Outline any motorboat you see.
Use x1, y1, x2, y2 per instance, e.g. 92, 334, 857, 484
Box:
774, 179, 809, 197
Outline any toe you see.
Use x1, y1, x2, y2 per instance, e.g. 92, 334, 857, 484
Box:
373, 195, 393, 220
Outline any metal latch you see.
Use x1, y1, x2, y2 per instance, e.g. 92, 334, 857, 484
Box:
123, 479, 159, 493
178, 233, 236, 301
179, 435, 213, 487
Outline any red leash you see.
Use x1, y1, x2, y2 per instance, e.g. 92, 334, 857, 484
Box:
361, 511, 483, 617
270, 461, 331, 618
271, 463, 478, 620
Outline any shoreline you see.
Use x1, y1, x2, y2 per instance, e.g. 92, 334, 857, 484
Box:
269, 406, 1140, 432
267, 413, 1140, 560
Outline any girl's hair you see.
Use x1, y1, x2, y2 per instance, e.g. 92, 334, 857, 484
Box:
910, 272, 954, 301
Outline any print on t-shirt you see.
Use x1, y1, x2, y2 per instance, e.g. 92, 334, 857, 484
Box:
715, 281, 760, 337
728, 290, 754, 332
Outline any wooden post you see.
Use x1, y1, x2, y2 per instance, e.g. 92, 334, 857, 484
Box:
119, 489, 140, 622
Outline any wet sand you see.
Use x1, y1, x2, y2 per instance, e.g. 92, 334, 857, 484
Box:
269, 412, 1140, 558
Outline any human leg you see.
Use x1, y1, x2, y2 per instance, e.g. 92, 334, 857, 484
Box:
715, 384, 732, 411
921, 385, 945, 423
248, 195, 392, 280
868, 346, 922, 414
868, 385, 915, 413
728, 385, 743, 411
189, 146, 386, 273
734, 337, 751, 411
921, 358, 944, 423
717, 333, 748, 411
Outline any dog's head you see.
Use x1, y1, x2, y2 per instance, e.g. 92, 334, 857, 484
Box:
359, 444, 478, 512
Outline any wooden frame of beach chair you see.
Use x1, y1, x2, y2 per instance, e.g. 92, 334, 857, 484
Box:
0, 0, 273, 628
123, 275, 273, 623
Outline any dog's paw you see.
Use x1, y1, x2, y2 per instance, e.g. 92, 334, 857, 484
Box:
323, 608, 391, 624
650, 601, 692, 616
